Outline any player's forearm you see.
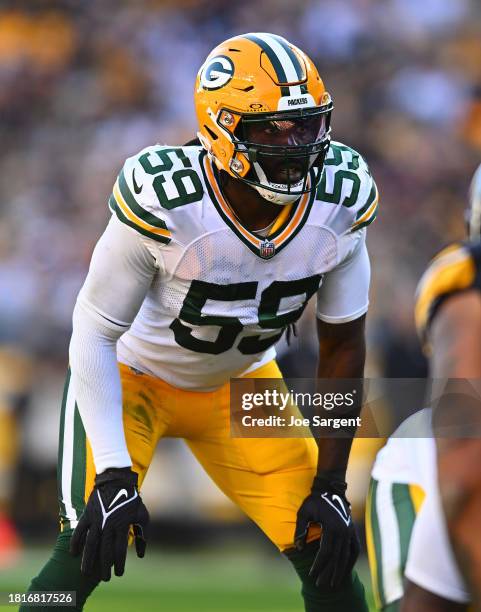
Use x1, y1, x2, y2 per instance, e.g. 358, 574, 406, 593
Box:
69, 300, 132, 474
316, 316, 365, 475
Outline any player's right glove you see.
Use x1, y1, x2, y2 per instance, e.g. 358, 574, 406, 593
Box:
70, 467, 149, 581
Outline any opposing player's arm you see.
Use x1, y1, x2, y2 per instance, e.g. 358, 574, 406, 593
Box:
430, 289, 481, 377
408, 243, 481, 608
428, 283, 481, 608
415, 244, 481, 450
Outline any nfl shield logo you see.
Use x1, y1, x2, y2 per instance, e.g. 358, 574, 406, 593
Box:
260, 240, 276, 259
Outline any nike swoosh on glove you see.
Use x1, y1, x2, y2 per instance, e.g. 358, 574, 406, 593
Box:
294, 473, 360, 589
70, 467, 149, 581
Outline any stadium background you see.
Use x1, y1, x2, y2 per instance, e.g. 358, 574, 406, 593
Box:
1, 0, 481, 610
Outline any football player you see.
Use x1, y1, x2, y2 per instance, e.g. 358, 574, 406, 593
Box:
22, 33, 378, 611
366, 164, 481, 611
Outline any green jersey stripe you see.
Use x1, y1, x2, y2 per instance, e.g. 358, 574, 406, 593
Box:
275, 174, 316, 249
392, 483, 417, 571
118, 169, 169, 231
110, 196, 171, 244
71, 404, 87, 515
57, 368, 71, 521
356, 182, 378, 220
108, 194, 116, 214
351, 204, 378, 232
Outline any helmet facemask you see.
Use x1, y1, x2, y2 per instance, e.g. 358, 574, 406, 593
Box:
229, 103, 333, 205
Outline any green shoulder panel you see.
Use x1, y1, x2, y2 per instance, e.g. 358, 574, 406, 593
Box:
108, 145, 205, 244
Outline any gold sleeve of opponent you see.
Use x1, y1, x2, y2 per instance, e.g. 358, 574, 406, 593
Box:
415, 243, 476, 344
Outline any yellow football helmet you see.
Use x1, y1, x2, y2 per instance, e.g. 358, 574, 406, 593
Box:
194, 32, 333, 204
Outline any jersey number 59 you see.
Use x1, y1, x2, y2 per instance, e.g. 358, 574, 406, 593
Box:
170, 275, 321, 355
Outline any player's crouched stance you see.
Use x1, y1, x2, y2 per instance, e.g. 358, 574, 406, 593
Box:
21, 33, 379, 611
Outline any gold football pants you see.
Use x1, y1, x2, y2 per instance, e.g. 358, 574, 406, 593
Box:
58, 360, 319, 551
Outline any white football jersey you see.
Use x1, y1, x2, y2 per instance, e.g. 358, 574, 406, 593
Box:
78, 141, 377, 390
372, 409, 470, 604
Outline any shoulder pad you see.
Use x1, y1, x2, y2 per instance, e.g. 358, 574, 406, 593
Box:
415, 242, 478, 343
108, 145, 205, 244
316, 141, 378, 233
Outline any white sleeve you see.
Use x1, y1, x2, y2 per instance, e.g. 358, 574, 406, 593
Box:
405, 479, 470, 604
316, 229, 370, 323
69, 216, 159, 474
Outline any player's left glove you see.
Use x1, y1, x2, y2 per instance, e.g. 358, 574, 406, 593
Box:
294, 473, 360, 589
70, 467, 149, 581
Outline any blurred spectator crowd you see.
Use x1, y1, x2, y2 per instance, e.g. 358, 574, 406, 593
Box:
1, 0, 481, 530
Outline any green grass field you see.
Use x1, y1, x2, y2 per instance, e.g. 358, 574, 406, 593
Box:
0, 546, 375, 611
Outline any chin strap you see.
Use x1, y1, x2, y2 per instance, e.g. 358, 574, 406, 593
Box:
252, 161, 304, 205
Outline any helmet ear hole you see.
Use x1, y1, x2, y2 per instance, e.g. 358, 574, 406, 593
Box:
204, 125, 218, 140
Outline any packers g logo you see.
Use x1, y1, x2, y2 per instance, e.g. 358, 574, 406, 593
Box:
200, 56, 234, 90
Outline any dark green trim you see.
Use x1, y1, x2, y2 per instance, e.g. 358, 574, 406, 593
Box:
369, 479, 386, 607
243, 34, 290, 96
201, 161, 258, 255
351, 204, 378, 232
57, 368, 71, 520
275, 172, 316, 251
392, 483, 417, 572
356, 181, 377, 219
200, 152, 315, 258
71, 404, 87, 516
109, 195, 171, 244
118, 169, 169, 231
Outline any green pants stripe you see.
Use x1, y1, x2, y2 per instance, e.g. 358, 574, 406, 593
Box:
392, 484, 417, 573
58, 369, 87, 530
367, 478, 423, 611
57, 369, 70, 520
368, 479, 386, 607
71, 405, 87, 514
